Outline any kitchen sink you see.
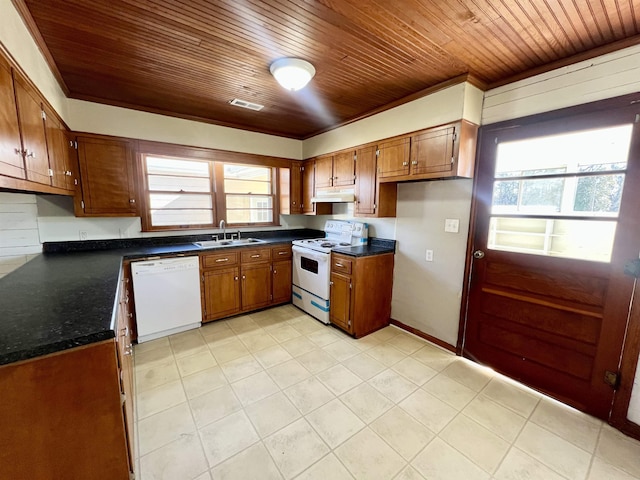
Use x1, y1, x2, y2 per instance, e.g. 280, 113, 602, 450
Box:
193, 238, 267, 248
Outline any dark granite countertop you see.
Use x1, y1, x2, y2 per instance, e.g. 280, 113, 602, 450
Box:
0, 229, 322, 366
331, 238, 396, 257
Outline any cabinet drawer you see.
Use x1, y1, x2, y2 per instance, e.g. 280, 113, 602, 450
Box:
241, 248, 272, 264
331, 255, 353, 275
202, 251, 239, 268
271, 244, 292, 260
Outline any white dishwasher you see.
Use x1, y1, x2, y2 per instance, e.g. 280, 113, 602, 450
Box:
131, 256, 202, 343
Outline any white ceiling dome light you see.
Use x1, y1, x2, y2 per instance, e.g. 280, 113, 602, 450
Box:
270, 58, 316, 91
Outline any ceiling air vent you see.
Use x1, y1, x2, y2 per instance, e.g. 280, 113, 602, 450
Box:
229, 98, 264, 111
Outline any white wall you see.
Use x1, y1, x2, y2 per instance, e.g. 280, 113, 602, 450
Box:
482, 44, 640, 125
0, 0, 68, 120
0, 193, 40, 279
304, 82, 483, 158
390, 180, 473, 346
629, 358, 640, 424
67, 100, 302, 160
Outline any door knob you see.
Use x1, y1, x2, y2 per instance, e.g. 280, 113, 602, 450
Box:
473, 250, 485, 259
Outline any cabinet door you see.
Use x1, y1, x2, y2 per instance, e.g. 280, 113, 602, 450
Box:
0, 56, 24, 179
272, 259, 292, 304
14, 75, 50, 185
302, 160, 315, 214
290, 162, 303, 213
76, 135, 137, 215
241, 263, 272, 311
333, 150, 355, 187
314, 154, 333, 188
203, 266, 241, 321
377, 137, 410, 179
43, 105, 70, 190
355, 145, 377, 215
411, 125, 456, 176
330, 272, 352, 333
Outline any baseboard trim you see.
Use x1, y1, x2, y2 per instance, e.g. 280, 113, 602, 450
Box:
389, 319, 456, 353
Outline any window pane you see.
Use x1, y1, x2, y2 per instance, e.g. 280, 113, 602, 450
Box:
146, 157, 209, 177
149, 193, 212, 209
495, 125, 632, 178
224, 179, 271, 194
150, 209, 213, 226
223, 164, 271, 181
227, 209, 273, 224
488, 217, 616, 262
226, 195, 273, 209
148, 175, 211, 192
573, 173, 624, 214
492, 177, 564, 214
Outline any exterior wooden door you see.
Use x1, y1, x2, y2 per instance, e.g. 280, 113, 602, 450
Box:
462, 98, 640, 420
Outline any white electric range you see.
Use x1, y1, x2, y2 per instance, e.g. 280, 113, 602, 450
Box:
291, 220, 368, 324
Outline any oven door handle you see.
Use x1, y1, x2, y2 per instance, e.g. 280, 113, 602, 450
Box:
292, 245, 330, 262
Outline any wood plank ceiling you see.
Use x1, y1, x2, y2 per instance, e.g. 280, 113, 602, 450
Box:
16, 0, 640, 139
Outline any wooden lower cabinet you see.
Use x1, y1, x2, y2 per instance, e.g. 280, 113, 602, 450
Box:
201, 243, 292, 322
0, 340, 133, 479
329, 252, 395, 338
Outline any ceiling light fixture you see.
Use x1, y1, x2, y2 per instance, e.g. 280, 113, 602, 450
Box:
270, 58, 316, 91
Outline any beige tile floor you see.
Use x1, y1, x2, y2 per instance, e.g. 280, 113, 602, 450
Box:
133, 305, 640, 480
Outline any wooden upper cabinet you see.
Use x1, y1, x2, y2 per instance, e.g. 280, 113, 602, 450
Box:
74, 134, 138, 216
14, 74, 50, 185
301, 159, 332, 215
314, 151, 356, 188
355, 145, 377, 215
378, 121, 479, 182
411, 124, 456, 175
279, 162, 303, 215
332, 150, 355, 187
377, 137, 410, 179
43, 105, 74, 191
314, 154, 333, 188
0, 55, 24, 180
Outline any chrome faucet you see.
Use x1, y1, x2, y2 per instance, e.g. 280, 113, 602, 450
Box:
219, 219, 226, 240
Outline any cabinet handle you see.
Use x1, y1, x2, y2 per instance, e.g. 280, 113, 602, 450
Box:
411, 161, 418, 165
278, 251, 288, 255
26, 150, 35, 158
335, 263, 344, 267
402, 161, 408, 166
216, 258, 229, 262
129, 199, 136, 204
250, 254, 260, 258
14, 148, 21, 156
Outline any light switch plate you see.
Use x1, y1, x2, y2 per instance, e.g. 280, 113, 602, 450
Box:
425, 249, 433, 262
444, 218, 460, 233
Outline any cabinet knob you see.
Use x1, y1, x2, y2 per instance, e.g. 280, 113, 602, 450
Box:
329, 281, 334, 286
402, 161, 408, 166
411, 161, 418, 165
273, 270, 277, 274
292, 201, 296, 205
234, 276, 238, 281
242, 275, 246, 279
129, 199, 136, 204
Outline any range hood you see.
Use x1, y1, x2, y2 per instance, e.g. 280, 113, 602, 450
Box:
311, 189, 355, 203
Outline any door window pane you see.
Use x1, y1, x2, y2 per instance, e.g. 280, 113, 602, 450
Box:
488, 124, 632, 262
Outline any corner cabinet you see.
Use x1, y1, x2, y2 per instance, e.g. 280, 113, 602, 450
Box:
201, 244, 292, 322
301, 159, 332, 215
0, 53, 74, 195
72, 134, 138, 216
378, 120, 479, 182
354, 145, 397, 217
330, 252, 395, 338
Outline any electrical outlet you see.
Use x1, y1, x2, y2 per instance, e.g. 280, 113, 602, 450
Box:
444, 218, 460, 233
425, 249, 433, 262
79, 231, 88, 241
